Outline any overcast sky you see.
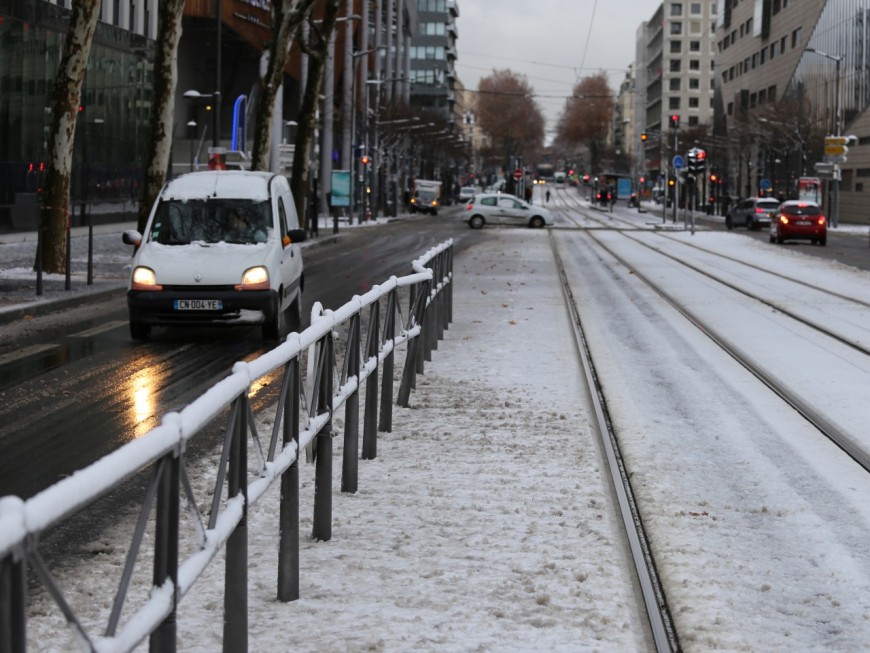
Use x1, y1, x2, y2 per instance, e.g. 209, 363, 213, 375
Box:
455, 0, 661, 135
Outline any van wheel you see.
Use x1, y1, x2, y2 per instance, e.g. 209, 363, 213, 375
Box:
263, 298, 287, 341
529, 216, 546, 228
469, 215, 485, 229
286, 295, 302, 333
130, 320, 151, 340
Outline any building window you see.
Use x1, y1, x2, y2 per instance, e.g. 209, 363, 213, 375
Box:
670, 78, 682, 90
670, 59, 682, 72
689, 97, 699, 108
670, 40, 682, 53
792, 27, 801, 48
688, 116, 699, 125
691, 2, 702, 13
690, 40, 701, 51
780, 35, 787, 52
671, 21, 683, 34
689, 59, 700, 70
690, 21, 701, 34
689, 78, 700, 89
671, 2, 683, 15
768, 85, 777, 101
670, 97, 681, 109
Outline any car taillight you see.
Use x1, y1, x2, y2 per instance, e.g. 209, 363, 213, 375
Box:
755, 207, 765, 213
779, 215, 789, 225
818, 216, 826, 225
465, 202, 473, 210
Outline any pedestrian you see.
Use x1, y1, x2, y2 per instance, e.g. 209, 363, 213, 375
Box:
546, 189, 551, 203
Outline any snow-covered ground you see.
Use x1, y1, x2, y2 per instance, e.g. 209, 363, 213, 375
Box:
9, 198, 870, 652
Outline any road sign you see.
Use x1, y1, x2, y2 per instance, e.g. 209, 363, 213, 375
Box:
673, 155, 684, 169
824, 135, 849, 159
814, 161, 837, 178
513, 169, 523, 180
759, 178, 772, 191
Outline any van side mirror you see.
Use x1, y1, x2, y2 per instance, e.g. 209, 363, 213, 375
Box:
285, 228, 307, 245
122, 230, 142, 247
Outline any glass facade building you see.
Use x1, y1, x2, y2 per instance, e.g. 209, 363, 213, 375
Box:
0, 2, 155, 224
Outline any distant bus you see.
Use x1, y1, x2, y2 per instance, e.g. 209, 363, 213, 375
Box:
797, 176, 822, 204
553, 171, 567, 187
535, 163, 555, 182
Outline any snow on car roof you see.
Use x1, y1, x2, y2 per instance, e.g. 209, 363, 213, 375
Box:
161, 171, 273, 202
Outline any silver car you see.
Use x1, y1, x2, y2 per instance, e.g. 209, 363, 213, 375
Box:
726, 197, 780, 230
462, 192, 553, 229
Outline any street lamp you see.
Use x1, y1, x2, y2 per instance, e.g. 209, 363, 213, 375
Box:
81, 117, 104, 285
184, 89, 223, 166
187, 120, 197, 171
805, 47, 843, 227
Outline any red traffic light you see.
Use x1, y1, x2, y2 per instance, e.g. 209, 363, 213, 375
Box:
360, 155, 371, 165
669, 114, 680, 129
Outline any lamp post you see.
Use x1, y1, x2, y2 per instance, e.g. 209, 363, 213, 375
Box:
81, 117, 104, 286
805, 47, 843, 228
184, 90, 223, 167
187, 120, 197, 171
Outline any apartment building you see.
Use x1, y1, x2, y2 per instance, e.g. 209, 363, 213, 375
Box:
636, 0, 719, 179
409, 0, 459, 123
715, 0, 870, 224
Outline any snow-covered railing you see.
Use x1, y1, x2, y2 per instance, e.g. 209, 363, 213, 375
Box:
0, 240, 453, 653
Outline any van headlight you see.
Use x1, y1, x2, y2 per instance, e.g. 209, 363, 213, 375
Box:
131, 266, 162, 290
237, 266, 270, 290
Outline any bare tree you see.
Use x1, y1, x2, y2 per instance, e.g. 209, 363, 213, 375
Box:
290, 1, 342, 228
556, 73, 613, 171
475, 70, 545, 162
136, 0, 186, 233
250, 0, 319, 171
37, 0, 100, 273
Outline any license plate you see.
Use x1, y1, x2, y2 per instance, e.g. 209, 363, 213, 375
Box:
796, 220, 811, 226
174, 299, 222, 310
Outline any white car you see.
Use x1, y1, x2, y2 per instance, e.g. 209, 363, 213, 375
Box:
122, 171, 306, 341
462, 192, 553, 229
458, 186, 477, 202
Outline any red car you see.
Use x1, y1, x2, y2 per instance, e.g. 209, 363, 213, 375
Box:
769, 200, 827, 246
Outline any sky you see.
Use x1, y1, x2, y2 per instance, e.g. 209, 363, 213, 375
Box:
7, 189, 870, 651
455, 0, 659, 136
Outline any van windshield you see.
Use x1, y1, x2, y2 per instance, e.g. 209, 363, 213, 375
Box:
149, 199, 272, 245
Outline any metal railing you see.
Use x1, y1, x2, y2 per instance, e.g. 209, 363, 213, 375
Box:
0, 240, 453, 653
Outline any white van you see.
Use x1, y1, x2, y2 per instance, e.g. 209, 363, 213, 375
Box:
122, 171, 306, 341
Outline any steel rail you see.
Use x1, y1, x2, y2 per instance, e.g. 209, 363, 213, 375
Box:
549, 232, 681, 653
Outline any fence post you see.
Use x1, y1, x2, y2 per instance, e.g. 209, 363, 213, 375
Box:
362, 301, 380, 459
150, 454, 180, 652
278, 358, 301, 602
223, 392, 249, 653
379, 290, 396, 432
342, 314, 361, 493
312, 333, 334, 541
0, 523, 27, 653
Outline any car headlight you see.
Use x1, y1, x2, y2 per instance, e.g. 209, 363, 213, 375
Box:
237, 265, 270, 290
131, 266, 162, 291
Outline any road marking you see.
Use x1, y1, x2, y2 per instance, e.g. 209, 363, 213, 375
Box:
70, 320, 128, 338
0, 344, 59, 366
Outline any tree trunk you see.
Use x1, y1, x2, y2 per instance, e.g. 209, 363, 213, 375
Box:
250, 0, 318, 171
37, 0, 100, 274
137, 0, 186, 233
290, 2, 342, 229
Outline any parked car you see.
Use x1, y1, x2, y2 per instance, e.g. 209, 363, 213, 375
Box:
458, 185, 477, 202
462, 192, 553, 229
726, 197, 780, 230
122, 170, 307, 341
769, 200, 827, 246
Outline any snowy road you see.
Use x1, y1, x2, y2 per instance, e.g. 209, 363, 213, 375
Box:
554, 224, 870, 651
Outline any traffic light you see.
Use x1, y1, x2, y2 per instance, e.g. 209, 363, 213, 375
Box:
639, 176, 645, 185
669, 114, 680, 129
668, 177, 675, 187
710, 173, 718, 183
360, 155, 371, 165
641, 131, 648, 142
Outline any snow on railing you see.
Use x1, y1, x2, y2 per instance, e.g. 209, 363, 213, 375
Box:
0, 240, 453, 653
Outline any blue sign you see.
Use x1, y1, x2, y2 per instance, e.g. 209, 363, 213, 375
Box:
759, 178, 772, 190
673, 155, 685, 169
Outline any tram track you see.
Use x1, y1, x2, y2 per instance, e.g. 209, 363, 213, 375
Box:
549, 232, 682, 653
